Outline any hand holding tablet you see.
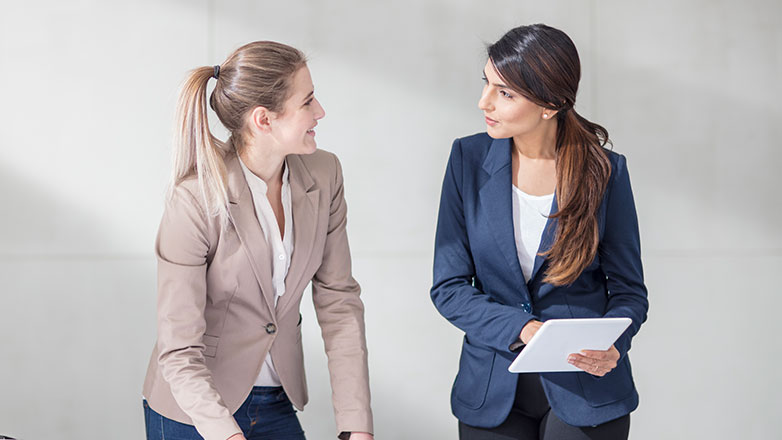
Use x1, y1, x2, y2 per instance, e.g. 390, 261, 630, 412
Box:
509, 318, 631, 374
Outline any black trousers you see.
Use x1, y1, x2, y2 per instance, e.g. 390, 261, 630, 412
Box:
458, 374, 630, 440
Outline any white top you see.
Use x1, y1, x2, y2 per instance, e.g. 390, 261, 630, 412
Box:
239, 156, 294, 387
511, 185, 554, 282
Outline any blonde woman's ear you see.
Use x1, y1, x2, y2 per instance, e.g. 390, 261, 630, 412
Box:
249, 106, 273, 133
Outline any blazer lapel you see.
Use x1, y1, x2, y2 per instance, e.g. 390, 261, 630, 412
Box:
225, 153, 277, 313
276, 154, 320, 316
478, 137, 529, 298
528, 193, 558, 284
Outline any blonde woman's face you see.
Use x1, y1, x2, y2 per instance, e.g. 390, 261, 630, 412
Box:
478, 60, 546, 139
271, 66, 325, 154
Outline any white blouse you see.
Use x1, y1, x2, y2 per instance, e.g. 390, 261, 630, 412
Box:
511, 185, 554, 283
239, 156, 294, 387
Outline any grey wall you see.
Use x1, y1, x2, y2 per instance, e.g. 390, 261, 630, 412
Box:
1, 1, 780, 439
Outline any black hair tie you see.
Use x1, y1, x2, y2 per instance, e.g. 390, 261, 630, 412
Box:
213, 65, 220, 79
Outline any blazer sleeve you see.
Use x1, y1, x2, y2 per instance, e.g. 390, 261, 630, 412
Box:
599, 154, 649, 360
430, 139, 536, 354
310, 154, 373, 436
155, 185, 241, 440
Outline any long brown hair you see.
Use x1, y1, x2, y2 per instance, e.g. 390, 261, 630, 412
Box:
171, 41, 306, 224
488, 24, 612, 286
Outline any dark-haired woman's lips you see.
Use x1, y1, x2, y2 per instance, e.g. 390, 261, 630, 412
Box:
485, 116, 498, 126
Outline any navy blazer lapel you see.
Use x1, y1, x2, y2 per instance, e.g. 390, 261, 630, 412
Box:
277, 154, 320, 316
225, 153, 277, 313
529, 193, 558, 284
478, 138, 529, 296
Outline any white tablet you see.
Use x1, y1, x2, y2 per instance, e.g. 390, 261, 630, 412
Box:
508, 317, 632, 373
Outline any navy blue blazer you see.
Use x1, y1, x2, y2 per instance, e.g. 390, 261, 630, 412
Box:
430, 133, 648, 428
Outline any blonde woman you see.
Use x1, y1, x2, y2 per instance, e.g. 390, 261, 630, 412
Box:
142, 41, 373, 440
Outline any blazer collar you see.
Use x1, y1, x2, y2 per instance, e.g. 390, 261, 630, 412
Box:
225, 152, 277, 312
225, 151, 321, 316
482, 137, 512, 175
529, 193, 558, 284
226, 151, 248, 204
276, 154, 319, 316
478, 137, 559, 293
225, 150, 317, 199
479, 138, 529, 297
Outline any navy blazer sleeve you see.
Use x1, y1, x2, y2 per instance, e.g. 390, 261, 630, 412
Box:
430, 139, 536, 354
599, 154, 648, 360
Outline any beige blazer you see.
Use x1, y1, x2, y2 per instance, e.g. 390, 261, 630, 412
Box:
142, 150, 372, 440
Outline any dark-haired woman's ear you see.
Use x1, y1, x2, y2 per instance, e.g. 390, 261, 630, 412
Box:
541, 107, 560, 120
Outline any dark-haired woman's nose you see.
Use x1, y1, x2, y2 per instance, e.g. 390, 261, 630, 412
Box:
478, 87, 492, 112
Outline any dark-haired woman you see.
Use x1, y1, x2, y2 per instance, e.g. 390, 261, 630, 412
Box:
430, 24, 648, 440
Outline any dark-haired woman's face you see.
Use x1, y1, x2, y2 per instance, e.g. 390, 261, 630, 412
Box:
478, 61, 548, 140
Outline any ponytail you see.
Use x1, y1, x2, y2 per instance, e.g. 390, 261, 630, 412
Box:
542, 109, 611, 286
167, 41, 306, 227
170, 66, 232, 225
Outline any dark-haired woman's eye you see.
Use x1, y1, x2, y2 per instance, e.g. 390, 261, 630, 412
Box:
481, 76, 488, 84
500, 90, 513, 99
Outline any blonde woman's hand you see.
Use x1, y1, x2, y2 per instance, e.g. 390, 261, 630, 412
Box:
567, 345, 620, 377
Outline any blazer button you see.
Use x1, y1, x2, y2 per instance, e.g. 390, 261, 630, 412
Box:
265, 323, 277, 334
520, 302, 532, 313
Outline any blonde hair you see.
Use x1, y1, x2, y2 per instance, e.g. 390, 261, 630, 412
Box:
170, 41, 307, 224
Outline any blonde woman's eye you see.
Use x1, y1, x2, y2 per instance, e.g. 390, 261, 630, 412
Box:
304, 98, 313, 106
481, 76, 488, 84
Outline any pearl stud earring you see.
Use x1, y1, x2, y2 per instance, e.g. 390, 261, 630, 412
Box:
543, 114, 549, 119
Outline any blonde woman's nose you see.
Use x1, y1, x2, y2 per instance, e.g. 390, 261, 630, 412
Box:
314, 98, 326, 120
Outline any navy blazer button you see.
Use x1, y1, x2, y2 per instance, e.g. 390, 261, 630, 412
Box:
265, 323, 277, 334
520, 302, 532, 313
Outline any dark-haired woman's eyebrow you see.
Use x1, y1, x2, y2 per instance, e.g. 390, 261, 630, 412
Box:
482, 70, 508, 88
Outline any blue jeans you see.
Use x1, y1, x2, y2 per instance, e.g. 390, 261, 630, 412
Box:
144, 386, 306, 440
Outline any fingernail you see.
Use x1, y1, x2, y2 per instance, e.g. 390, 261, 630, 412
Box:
567, 356, 575, 363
